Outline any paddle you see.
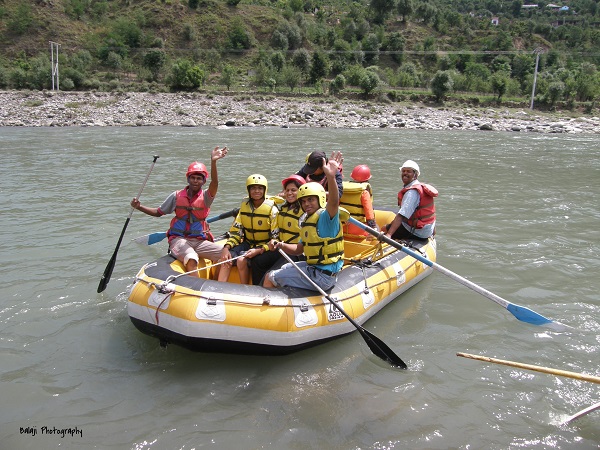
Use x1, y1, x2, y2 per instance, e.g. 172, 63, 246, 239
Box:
456, 352, 600, 424
132, 207, 240, 245
456, 352, 600, 384
277, 249, 408, 369
348, 217, 573, 332
97, 155, 159, 293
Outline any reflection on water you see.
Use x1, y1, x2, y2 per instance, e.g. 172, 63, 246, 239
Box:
0, 127, 598, 449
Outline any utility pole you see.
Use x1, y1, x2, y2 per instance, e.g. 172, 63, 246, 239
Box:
530, 47, 544, 110
50, 41, 60, 91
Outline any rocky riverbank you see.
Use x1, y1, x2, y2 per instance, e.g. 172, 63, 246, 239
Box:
2, 90, 599, 133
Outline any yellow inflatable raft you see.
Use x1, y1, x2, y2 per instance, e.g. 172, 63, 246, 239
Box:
127, 209, 436, 355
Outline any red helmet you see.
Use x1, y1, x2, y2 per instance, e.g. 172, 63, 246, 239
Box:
186, 162, 209, 180
350, 164, 371, 182
281, 174, 306, 188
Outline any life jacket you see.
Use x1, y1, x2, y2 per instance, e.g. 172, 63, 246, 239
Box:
226, 198, 276, 248
301, 208, 349, 266
397, 182, 438, 230
168, 188, 213, 240
340, 181, 373, 223
277, 202, 304, 244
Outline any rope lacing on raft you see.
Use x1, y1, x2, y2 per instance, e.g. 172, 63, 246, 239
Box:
133, 240, 425, 310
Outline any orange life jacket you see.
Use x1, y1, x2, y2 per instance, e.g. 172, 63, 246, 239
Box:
397, 182, 438, 230
168, 188, 213, 240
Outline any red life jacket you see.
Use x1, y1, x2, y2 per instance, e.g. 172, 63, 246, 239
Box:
168, 188, 214, 240
397, 182, 438, 229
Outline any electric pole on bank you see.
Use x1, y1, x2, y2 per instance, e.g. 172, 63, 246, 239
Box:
50, 41, 60, 91
530, 47, 545, 110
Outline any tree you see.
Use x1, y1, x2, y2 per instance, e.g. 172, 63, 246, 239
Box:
106, 51, 123, 77
415, 2, 438, 25
575, 62, 598, 101
362, 34, 380, 66
309, 51, 329, 84
220, 64, 236, 90
386, 32, 405, 64
292, 48, 311, 76
280, 65, 302, 91
430, 70, 453, 102
168, 59, 205, 90
330, 74, 346, 94
227, 18, 253, 50
546, 81, 565, 106
490, 72, 509, 102
397, 0, 413, 22
370, 0, 395, 24
143, 49, 166, 81
359, 70, 380, 97
271, 52, 285, 72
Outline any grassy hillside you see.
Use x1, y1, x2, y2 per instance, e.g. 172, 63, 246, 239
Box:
0, 0, 598, 111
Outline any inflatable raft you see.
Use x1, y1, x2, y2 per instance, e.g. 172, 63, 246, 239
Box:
127, 209, 436, 355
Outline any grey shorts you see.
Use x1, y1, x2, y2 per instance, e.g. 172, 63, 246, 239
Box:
169, 237, 223, 264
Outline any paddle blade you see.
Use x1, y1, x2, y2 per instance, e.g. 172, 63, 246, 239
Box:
147, 232, 167, 245
361, 328, 408, 369
97, 253, 116, 293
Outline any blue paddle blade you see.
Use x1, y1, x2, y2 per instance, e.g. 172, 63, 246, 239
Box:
146, 232, 167, 245
506, 304, 552, 326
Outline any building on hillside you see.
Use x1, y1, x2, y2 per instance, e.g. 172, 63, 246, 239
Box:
491, 16, 499, 25
521, 4, 539, 8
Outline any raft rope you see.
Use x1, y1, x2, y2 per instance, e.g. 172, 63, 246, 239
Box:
137, 242, 426, 312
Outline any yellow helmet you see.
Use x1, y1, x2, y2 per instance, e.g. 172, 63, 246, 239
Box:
246, 174, 268, 196
297, 182, 326, 208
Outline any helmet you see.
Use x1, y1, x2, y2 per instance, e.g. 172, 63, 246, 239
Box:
281, 174, 306, 189
297, 182, 327, 208
246, 174, 268, 194
350, 164, 372, 182
400, 160, 420, 177
186, 162, 209, 180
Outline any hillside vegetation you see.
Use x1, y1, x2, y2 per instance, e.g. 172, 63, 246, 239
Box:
0, 0, 599, 110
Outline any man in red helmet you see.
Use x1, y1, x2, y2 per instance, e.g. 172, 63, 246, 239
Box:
340, 164, 378, 239
131, 146, 228, 276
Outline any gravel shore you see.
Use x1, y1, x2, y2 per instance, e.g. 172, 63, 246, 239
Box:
2, 90, 599, 133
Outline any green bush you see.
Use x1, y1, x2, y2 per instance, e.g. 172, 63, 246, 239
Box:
7, 3, 33, 35
330, 74, 346, 94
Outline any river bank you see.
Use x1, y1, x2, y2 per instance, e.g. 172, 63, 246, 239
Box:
2, 90, 599, 133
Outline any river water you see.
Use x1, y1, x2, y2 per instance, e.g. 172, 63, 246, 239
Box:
1, 127, 598, 449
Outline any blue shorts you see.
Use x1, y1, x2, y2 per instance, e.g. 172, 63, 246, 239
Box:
268, 261, 337, 292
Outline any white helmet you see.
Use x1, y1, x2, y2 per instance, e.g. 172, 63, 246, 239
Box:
400, 160, 420, 176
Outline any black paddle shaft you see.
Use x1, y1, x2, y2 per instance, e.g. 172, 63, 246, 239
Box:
97, 155, 159, 293
276, 249, 407, 369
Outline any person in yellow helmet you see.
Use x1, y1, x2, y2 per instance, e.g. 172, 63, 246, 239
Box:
263, 151, 347, 292
131, 146, 228, 277
217, 174, 279, 285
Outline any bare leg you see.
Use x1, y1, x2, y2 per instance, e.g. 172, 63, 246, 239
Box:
262, 272, 275, 288
237, 256, 250, 284
185, 259, 200, 277
217, 264, 231, 282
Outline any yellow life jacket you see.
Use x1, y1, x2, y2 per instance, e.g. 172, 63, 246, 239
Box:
301, 208, 349, 265
277, 202, 303, 244
226, 198, 277, 248
340, 181, 373, 222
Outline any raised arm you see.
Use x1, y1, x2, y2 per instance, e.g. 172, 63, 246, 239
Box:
207, 146, 228, 198
323, 151, 343, 219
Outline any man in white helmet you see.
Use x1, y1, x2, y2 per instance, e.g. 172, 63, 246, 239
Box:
383, 160, 438, 241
